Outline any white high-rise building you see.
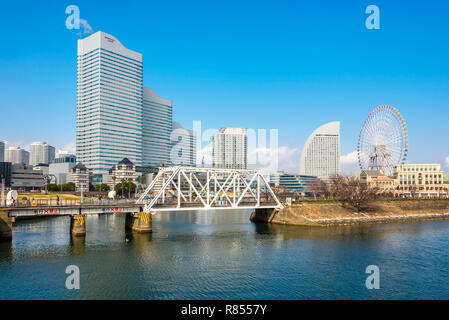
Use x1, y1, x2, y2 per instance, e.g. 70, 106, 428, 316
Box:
77, 31, 174, 180
30, 142, 55, 165
299, 121, 340, 180
170, 122, 196, 166
5, 146, 29, 165
212, 128, 247, 170
142, 87, 173, 166
77, 31, 143, 178
0, 141, 4, 162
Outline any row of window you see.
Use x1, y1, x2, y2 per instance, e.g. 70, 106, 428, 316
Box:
400, 174, 442, 179
401, 167, 438, 172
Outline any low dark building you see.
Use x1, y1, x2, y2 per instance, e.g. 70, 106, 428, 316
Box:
11, 164, 44, 191
0, 162, 12, 188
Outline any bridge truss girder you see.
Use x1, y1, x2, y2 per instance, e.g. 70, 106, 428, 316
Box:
136, 166, 283, 214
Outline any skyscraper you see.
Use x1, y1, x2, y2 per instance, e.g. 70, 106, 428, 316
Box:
5, 146, 29, 165
171, 122, 196, 166
77, 31, 143, 179
77, 31, 174, 181
142, 87, 173, 166
30, 142, 55, 165
299, 121, 340, 180
212, 128, 247, 170
0, 141, 4, 162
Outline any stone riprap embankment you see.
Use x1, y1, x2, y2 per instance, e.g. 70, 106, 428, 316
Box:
250, 200, 449, 226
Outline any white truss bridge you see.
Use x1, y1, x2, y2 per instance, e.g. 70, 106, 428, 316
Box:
136, 166, 283, 214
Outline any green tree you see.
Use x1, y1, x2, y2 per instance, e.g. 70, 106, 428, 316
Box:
115, 182, 136, 198
62, 182, 76, 192
120, 178, 125, 198
95, 183, 110, 192
45, 184, 59, 192
127, 178, 134, 198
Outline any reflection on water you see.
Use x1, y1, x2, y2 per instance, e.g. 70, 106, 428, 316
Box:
1, 210, 449, 299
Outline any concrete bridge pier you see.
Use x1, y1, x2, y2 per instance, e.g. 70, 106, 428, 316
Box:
0, 210, 14, 242
70, 214, 86, 237
126, 212, 152, 233
250, 208, 278, 223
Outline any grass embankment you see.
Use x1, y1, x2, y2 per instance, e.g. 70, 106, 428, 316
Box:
18, 193, 96, 201
252, 199, 449, 227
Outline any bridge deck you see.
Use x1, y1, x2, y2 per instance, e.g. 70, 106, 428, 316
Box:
5, 202, 278, 218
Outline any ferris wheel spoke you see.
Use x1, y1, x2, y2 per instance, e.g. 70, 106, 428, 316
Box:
357, 105, 407, 173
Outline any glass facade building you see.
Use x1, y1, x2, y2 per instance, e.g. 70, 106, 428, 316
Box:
0, 141, 4, 163
77, 31, 173, 180
77, 31, 143, 177
300, 121, 340, 180
0, 162, 11, 187
142, 87, 173, 166
270, 172, 316, 192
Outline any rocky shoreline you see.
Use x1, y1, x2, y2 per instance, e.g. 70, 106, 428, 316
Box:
250, 200, 449, 227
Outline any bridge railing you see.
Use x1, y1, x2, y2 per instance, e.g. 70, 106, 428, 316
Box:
1, 198, 137, 208
145, 195, 278, 207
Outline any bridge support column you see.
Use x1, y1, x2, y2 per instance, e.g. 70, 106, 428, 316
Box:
126, 212, 152, 233
70, 214, 86, 237
249, 208, 277, 223
0, 210, 14, 242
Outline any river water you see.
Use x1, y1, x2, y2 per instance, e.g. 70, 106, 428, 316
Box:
1, 209, 449, 299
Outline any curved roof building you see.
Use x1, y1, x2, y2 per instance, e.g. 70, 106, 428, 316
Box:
299, 121, 340, 179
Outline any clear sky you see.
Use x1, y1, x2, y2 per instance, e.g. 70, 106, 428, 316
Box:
1, 0, 448, 174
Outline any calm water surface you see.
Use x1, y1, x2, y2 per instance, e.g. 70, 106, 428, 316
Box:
1, 209, 449, 299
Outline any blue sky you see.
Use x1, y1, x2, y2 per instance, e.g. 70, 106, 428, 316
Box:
0, 0, 448, 173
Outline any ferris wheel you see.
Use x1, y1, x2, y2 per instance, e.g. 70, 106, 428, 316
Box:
357, 105, 408, 176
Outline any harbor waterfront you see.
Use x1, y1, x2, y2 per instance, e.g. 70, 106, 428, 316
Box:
2, 209, 449, 299
251, 200, 449, 226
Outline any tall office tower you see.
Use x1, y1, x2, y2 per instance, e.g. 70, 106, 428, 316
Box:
5, 146, 29, 165
0, 141, 4, 162
299, 121, 340, 180
142, 87, 173, 166
212, 128, 247, 169
170, 122, 196, 166
77, 31, 143, 180
30, 142, 55, 165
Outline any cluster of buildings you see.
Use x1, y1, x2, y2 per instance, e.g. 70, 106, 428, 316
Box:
0, 143, 84, 192
76, 31, 196, 185
1, 31, 447, 200
0, 142, 54, 166
1, 31, 342, 196
73, 31, 251, 191
270, 121, 341, 194
0, 141, 55, 191
359, 164, 448, 198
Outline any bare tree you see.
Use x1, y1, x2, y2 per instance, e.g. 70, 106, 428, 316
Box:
307, 178, 330, 200
328, 175, 346, 200
409, 184, 418, 199
330, 175, 379, 211
307, 178, 323, 200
